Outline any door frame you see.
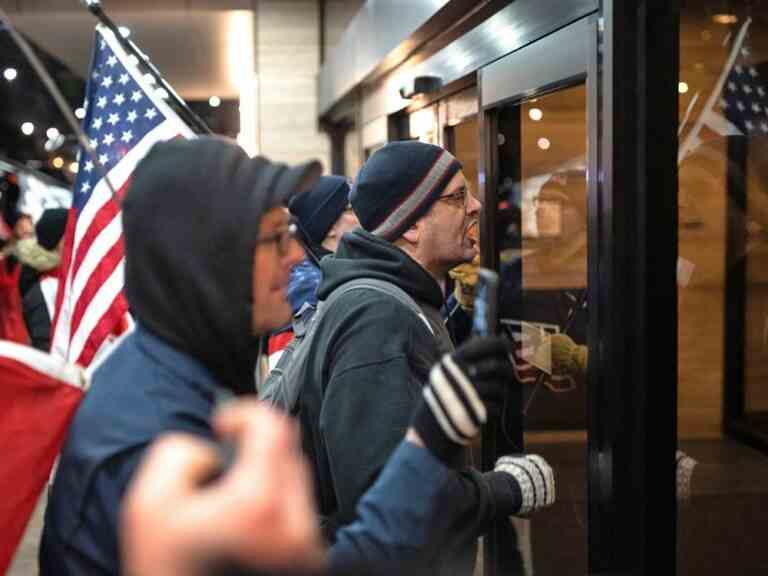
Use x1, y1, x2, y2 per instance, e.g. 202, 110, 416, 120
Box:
476, 4, 680, 573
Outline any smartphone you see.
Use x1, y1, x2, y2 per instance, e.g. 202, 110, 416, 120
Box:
472, 268, 499, 337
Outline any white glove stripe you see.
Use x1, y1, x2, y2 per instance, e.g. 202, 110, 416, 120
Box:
423, 386, 468, 445
526, 455, 555, 505
429, 363, 480, 439
527, 457, 550, 505
496, 455, 556, 514
442, 354, 487, 424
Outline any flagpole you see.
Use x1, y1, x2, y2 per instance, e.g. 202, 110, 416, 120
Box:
81, 0, 212, 136
678, 17, 752, 163
0, 6, 118, 202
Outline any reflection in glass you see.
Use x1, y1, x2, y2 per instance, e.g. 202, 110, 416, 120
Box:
494, 84, 588, 575
678, 4, 768, 574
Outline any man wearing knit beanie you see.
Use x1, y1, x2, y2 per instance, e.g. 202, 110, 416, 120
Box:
293, 141, 555, 575
20, 208, 68, 350
266, 176, 359, 369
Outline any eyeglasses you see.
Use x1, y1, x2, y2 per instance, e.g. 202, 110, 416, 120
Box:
255, 219, 299, 257
438, 187, 467, 207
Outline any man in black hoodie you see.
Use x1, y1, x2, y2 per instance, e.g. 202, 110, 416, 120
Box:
297, 141, 555, 575
39, 137, 322, 575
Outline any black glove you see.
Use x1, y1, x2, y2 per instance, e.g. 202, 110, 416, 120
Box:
488, 455, 556, 516
411, 336, 515, 464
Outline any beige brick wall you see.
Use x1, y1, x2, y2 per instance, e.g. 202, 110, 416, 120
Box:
254, 0, 330, 170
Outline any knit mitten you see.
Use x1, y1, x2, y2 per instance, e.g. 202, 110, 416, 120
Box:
411, 336, 513, 464
550, 333, 588, 379
493, 455, 556, 516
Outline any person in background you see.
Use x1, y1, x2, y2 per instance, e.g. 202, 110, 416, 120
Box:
0, 212, 31, 344
22, 208, 67, 351
266, 175, 359, 369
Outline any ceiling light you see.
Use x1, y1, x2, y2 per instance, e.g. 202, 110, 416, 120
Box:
21, 122, 34, 136
3, 68, 17, 81
69, 162, 79, 174
528, 108, 543, 121
52, 157, 64, 169
712, 14, 738, 25
75, 107, 86, 119
678, 81, 689, 94
537, 137, 551, 151
47, 127, 60, 140
209, 95, 221, 108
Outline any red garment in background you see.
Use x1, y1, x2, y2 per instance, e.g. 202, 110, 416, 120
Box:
0, 341, 86, 574
0, 260, 29, 344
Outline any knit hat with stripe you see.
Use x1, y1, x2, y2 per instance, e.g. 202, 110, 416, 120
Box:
350, 141, 462, 241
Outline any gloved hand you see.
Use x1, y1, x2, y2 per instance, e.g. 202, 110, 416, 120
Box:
550, 333, 588, 379
449, 255, 480, 311
486, 454, 556, 516
676, 450, 697, 502
411, 336, 515, 464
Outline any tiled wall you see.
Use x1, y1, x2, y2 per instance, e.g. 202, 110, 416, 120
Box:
255, 0, 330, 170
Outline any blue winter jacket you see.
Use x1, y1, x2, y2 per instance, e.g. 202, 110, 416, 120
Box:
39, 325, 461, 576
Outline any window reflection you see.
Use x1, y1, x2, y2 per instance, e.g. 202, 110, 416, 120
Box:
678, 3, 768, 574
494, 83, 588, 575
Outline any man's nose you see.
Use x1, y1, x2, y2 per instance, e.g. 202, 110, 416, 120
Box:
466, 193, 482, 215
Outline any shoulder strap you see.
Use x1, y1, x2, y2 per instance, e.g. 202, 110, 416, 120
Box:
259, 277, 441, 413
329, 277, 435, 336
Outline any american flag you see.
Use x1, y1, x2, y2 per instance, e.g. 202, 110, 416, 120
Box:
50, 25, 194, 366
679, 17, 765, 162
721, 28, 768, 136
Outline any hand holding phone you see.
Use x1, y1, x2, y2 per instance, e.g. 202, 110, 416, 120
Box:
472, 268, 499, 337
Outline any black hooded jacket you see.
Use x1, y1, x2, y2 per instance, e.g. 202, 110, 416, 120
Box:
39, 138, 319, 576
299, 229, 491, 576
123, 138, 317, 393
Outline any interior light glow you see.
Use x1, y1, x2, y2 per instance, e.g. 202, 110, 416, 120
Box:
4, 68, 18, 81
21, 122, 34, 135
52, 157, 64, 169
47, 127, 60, 140
712, 14, 738, 25
69, 162, 79, 174
230, 11, 258, 156
678, 81, 689, 94
209, 96, 221, 108
75, 107, 86, 119
528, 108, 543, 121
537, 137, 551, 151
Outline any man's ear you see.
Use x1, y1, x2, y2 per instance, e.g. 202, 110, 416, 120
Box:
401, 222, 420, 244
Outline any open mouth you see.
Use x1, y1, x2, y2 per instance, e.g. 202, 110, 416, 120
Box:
464, 220, 479, 249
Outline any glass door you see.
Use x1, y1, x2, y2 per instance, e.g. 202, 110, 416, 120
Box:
478, 16, 596, 576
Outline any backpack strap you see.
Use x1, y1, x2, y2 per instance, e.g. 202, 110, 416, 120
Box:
259, 277, 451, 413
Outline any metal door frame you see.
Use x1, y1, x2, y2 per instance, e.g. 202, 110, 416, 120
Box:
477, 3, 680, 573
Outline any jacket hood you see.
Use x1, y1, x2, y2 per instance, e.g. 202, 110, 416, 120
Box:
122, 137, 319, 394
318, 228, 444, 308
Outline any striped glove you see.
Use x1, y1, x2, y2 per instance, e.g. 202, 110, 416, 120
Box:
411, 336, 514, 464
491, 455, 556, 516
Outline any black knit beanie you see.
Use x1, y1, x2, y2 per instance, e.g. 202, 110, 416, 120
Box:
35, 208, 68, 250
288, 175, 350, 249
350, 141, 462, 241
